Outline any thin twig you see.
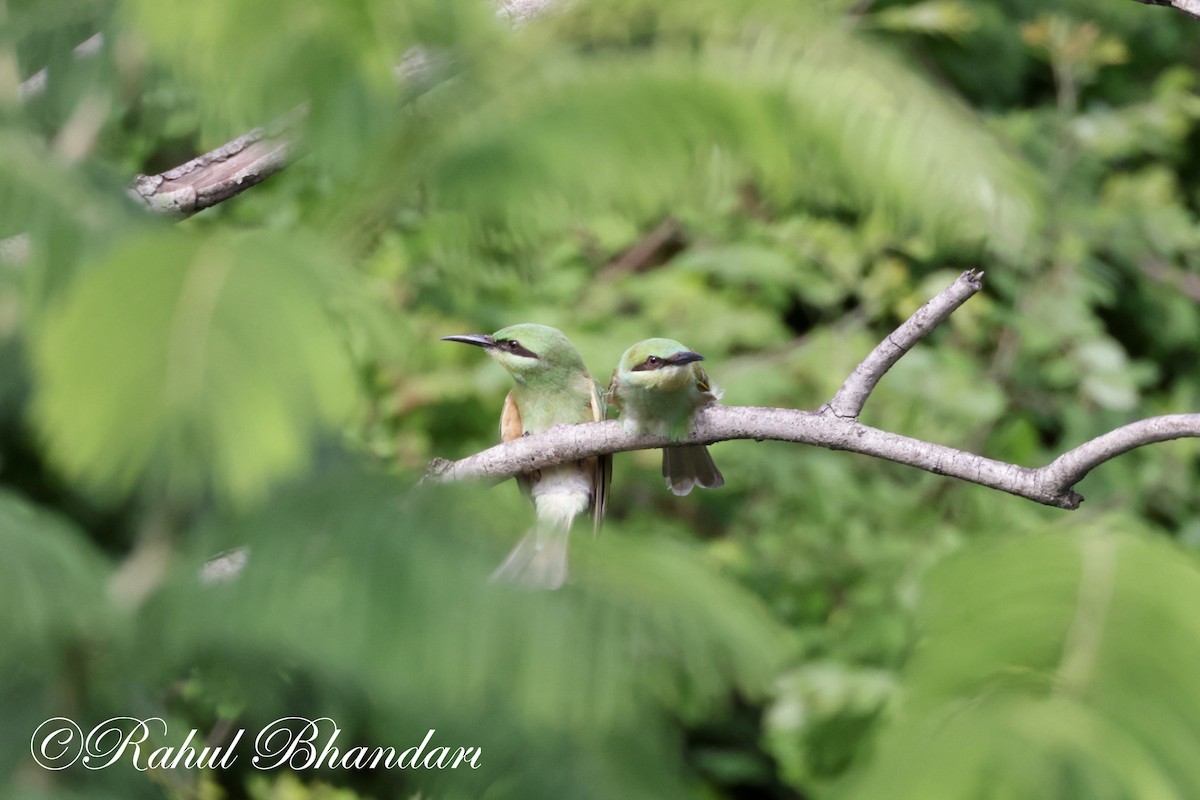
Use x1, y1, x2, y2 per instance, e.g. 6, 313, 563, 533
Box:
828, 269, 982, 418
18, 0, 548, 226
1048, 415, 1200, 489
602, 218, 685, 277
1139, 257, 1200, 302
426, 270, 1200, 510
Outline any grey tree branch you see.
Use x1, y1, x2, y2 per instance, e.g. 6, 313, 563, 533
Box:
8, 30, 301, 253
0, 108, 303, 259
1048, 415, 1200, 489
425, 270, 1200, 510
1132, 0, 1200, 19
128, 107, 305, 217
21, 0, 543, 225
828, 269, 982, 418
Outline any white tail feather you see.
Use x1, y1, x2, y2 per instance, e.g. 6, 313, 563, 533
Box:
492, 466, 589, 589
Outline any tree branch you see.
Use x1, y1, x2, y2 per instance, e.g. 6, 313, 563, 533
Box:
425, 270, 1200, 510
21, 0, 547, 224
1048, 415, 1200, 489
828, 269, 982, 418
0, 108, 303, 261
127, 107, 305, 217
1131, 0, 1200, 19
10, 30, 301, 236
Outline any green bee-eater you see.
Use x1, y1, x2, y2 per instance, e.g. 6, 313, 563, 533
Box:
609, 338, 724, 496
442, 324, 610, 589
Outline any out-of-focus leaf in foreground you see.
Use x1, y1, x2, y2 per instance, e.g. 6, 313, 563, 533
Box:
831, 527, 1200, 799
0, 490, 110, 779
0, 130, 139, 316
133, 470, 793, 798
29, 230, 356, 507
424, 16, 1041, 262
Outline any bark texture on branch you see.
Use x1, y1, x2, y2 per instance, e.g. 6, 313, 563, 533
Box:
426, 406, 1200, 510
427, 270, 1200, 510
128, 110, 304, 217
1132, 0, 1200, 19
829, 269, 982, 418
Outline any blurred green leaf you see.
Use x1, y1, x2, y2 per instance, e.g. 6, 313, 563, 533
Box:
765, 662, 895, 789
3, 0, 1200, 798
838, 528, 1200, 799
132, 471, 793, 798
0, 489, 108, 672
29, 230, 356, 506
0, 490, 110, 778
419, 22, 1041, 263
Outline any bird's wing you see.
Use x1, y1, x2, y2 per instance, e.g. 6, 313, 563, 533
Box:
588, 380, 611, 534
605, 369, 622, 412
501, 391, 534, 498
693, 364, 723, 402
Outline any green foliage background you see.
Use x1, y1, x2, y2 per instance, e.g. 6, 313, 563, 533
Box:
2, 0, 1200, 797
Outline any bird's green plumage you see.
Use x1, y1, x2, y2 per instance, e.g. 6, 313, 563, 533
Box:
441, 323, 609, 588
610, 338, 714, 437
610, 338, 724, 496
490, 324, 602, 432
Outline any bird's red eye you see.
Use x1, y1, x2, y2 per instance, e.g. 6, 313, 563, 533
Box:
647, 356, 660, 366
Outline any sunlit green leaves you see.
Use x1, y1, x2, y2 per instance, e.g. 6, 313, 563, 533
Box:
1072, 68, 1200, 161
30, 229, 356, 506
1022, 14, 1130, 88
417, 19, 1041, 264
425, 66, 792, 243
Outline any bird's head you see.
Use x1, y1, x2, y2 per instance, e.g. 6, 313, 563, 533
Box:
442, 323, 586, 382
616, 338, 705, 391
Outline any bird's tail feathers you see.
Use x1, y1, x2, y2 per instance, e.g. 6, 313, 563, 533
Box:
663, 444, 725, 496
491, 515, 572, 590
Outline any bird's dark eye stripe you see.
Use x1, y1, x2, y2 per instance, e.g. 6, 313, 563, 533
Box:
499, 339, 539, 359
632, 355, 665, 372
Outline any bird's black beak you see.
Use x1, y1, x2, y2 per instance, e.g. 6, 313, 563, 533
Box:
440, 334, 496, 349
669, 350, 705, 366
